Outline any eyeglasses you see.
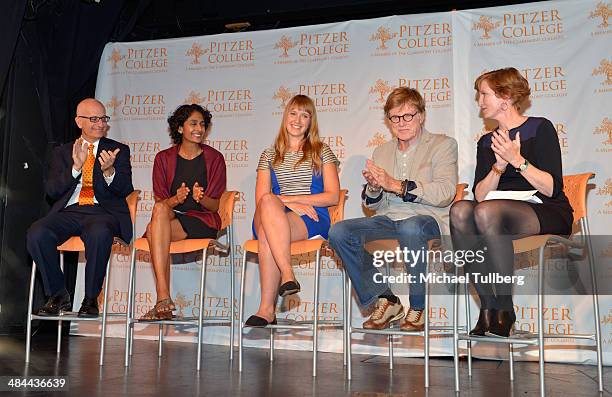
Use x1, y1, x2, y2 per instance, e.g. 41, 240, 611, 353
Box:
388, 111, 418, 124
77, 115, 110, 123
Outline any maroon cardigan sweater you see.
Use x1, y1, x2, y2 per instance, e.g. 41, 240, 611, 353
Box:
152, 144, 226, 230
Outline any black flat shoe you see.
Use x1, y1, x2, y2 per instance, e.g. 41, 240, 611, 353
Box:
78, 297, 99, 318
278, 280, 301, 297
245, 315, 277, 328
486, 309, 516, 338
469, 309, 496, 336
36, 290, 72, 316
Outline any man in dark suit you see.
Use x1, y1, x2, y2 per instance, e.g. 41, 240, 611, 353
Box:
27, 98, 133, 318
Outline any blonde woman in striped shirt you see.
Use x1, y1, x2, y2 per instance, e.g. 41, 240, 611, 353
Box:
245, 95, 340, 327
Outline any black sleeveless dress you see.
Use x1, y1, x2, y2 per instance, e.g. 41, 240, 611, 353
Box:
170, 154, 218, 239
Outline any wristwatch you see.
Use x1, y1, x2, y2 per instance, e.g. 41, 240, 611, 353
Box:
515, 159, 529, 173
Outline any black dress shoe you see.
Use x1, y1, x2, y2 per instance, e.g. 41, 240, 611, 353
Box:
469, 309, 496, 336
278, 280, 301, 297
245, 315, 277, 328
486, 309, 516, 338
78, 297, 99, 318
36, 290, 72, 316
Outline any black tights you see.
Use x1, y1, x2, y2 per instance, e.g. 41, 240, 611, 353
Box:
450, 199, 540, 310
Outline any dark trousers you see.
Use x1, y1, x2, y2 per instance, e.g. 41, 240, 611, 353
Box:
26, 204, 120, 299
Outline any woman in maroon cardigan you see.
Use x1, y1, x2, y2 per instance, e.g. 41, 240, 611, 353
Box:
141, 104, 227, 320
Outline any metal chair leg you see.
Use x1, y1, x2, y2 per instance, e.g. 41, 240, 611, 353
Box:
269, 328, 275, 362
124, 245, 137, 367
312, 249, 321, 377
238, 249, 248, 372
99, 257, 112, 365
342, 266, 347, 366
229, 226, 236, 361
509, 344, 514, 381
347, 277, 353, 380
158, 325, 163, 357
57, 253, 64, 354
196, 248, 208, 371
25, 261, 37, 363
388, 335, 394, 370
453, 267, 460, 392
464, 281, 472, 377
537, 245, 546, 396
424, 271, 430, 388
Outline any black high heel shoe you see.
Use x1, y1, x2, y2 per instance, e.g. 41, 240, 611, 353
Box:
278, 280, 301, 297
245, 315, 277, 328
469, 309, 496, 336
486, 309, 516, 337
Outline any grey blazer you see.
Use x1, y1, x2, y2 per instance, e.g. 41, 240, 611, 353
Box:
363, 129, 458, 236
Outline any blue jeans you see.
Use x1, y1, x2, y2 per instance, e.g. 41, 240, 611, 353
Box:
328, 215, 440, 309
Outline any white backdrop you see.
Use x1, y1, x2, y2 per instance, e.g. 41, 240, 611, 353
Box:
71, 0, 612, 365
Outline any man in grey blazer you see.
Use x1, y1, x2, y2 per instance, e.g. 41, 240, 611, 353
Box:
329, 87, 457, 331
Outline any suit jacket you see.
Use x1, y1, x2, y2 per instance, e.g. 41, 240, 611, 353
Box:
363, 130, 458, 236
45, 136, 134, 242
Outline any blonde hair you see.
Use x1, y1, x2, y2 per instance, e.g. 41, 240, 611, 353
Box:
273, 95, 324, 173
475, 67, 531, 110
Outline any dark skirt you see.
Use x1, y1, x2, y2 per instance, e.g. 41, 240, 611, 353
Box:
525, 202, 573, 236
175, 212, 218, 239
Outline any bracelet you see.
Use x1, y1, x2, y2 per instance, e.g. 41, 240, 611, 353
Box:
491, 164, 505, 176
396, 179, 408, 197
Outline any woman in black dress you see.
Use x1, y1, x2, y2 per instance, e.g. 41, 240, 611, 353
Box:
140, 104, 227, 320
450, 67, 573, 337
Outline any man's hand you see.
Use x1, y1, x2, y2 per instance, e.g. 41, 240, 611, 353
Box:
72, 138, 88, 172
98, 148, 120, 177
192, 182, 204, 204
366, 159, 398, 192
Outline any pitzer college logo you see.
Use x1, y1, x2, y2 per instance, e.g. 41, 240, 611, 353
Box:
473, 16, 501, 39
272, 85, 296, 109
593, 59, 612, 85
589, 2, 611, 34
367, 132, 389, 148
370, 26, 397, 49
595, 117, 612, 152
274, 35, 298, 58
107, 48, 125, 71
369, 79, 395, 104
186, 43, 209, 64
597, 178, 612, 213
106, 96, 122, 116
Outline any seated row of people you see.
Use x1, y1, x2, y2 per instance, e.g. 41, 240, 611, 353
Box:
28, 67, 572, 338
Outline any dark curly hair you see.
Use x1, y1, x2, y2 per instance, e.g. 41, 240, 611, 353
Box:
167, 104, 212, 144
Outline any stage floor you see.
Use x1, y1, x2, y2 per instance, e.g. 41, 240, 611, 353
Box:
1, 333, 610, 396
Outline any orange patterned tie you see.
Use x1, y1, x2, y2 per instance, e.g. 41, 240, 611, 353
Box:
78, 144, 95, 205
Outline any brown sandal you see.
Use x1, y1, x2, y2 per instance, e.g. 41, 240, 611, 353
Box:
139, 298, 175, 321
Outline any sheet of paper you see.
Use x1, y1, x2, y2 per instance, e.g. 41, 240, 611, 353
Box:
484, 190, 543, 204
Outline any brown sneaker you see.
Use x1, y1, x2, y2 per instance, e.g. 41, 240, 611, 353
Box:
362, 298, 404, 330
400, 307, 425, 331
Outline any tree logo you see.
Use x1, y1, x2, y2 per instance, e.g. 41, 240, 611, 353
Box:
472, 15, 501, 39
594, 117, 612, 145
105, 96, 122, 116
184, 91, 204, 105
272, 85, 296, 108
370, 26, 397, 50
274, 35, 298, 58
107, 48, 125, 70
590, 2, 611, 29
186, 43, 209, 64
593, 59, 612, 85
367, 132, 388, 148
369, 79, 394, 103
174, 292, 192, 318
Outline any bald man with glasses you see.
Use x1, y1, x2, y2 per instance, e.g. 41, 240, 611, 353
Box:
27, 98, 133, 318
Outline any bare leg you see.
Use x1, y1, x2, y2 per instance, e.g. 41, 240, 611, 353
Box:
252, 194, 308, 321
146, 202, 188, 302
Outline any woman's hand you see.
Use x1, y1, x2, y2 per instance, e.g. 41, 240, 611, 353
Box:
192, 182, 204, 204
491, 129, 522, 168
175, 182, 190, 205
285, 203, 319, 221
